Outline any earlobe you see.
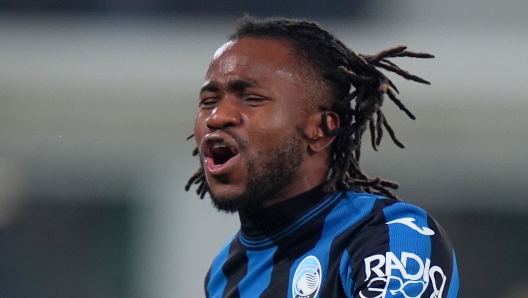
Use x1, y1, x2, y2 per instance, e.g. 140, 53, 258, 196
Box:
305, 111, 340, 154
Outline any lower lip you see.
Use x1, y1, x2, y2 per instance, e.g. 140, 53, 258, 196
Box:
204, 154, 241, 176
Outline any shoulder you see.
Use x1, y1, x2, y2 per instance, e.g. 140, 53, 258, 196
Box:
209, 232, 239, 267
204, 233, 242, 296
333, 190, 440, 235
327, 191, 429, 230
321, 191, 440, 249
335, 190, 453, 259
335, 191, 459, 298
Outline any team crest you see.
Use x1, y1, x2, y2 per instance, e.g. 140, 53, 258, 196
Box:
292, 255, 322, 298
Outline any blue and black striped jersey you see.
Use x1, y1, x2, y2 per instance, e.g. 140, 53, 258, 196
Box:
205, 186, 459, 298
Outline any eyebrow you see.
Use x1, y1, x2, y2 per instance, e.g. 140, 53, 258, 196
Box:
200, 79, 262, 94
200, 81, 219, 93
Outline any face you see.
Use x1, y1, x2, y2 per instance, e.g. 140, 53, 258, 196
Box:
194, 37, 316, 212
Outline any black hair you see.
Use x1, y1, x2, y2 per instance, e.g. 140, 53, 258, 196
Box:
186, 16, 433, 200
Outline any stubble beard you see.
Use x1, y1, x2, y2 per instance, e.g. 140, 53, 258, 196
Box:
209, 130, 304, 213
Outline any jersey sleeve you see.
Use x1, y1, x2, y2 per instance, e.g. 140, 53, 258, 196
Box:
340, 200, 459, 298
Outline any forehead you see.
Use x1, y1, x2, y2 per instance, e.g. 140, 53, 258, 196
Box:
206, 37, 302, 81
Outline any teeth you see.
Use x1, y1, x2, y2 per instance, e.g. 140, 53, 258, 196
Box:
213, 141, 227, 149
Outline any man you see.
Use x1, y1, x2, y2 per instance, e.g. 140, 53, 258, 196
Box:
186, 16, 459, 298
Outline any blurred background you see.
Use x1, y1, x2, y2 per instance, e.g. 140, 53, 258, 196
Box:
0, 0, 527, 297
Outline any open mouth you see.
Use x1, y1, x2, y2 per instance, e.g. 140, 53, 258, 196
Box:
205, 139, 239, 165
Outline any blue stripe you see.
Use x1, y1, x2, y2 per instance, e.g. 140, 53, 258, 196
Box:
239, 192, 343, 248
384, 203, 432, 297
238, 247, 277, 298
206, 235, 235, 298
447, 250, 460, 298
339, 249, 355, 294
286, 192, 379, 297
316, 193, 378, 287
384, 203, 432, 259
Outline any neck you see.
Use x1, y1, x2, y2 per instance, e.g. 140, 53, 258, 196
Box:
263, 155, 330, 208
239, 184, 327, 239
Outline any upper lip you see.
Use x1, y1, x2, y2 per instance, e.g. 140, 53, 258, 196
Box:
200, 131, 240, 158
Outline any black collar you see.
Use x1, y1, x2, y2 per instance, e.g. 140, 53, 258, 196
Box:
238, 184, 327, 240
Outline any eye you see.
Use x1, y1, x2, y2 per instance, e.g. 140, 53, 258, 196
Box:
199, 96, 219, 109
242, 94, 267, 106
245, 97, 264, 102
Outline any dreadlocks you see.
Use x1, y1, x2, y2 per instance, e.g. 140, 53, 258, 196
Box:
185, 16, 433, 200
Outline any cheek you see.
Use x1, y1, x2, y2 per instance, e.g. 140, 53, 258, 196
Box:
246, 116, 296, 149
193, 112, 208, 145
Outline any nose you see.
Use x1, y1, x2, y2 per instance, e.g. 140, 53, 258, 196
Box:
205, 97, 241, 130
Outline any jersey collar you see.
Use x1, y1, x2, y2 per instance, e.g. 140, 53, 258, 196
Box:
238, 184, 341, 248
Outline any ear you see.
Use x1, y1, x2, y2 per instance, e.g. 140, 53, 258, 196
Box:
304, 111, 340, 154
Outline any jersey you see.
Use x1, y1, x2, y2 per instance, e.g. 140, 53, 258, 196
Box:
205, 186, 459, 298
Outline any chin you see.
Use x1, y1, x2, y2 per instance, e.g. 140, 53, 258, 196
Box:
208, 181, 244, 200
210, 194, 244, 214
209, 185, 265, 213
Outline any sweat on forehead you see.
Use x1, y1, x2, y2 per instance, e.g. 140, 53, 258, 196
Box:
208, 37, 331, 109
214, 38, 292, 66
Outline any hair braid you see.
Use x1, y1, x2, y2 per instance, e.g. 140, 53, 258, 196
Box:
186, 16, 433, 200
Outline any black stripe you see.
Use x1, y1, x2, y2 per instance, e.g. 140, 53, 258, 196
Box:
204, 266, 211, 298
308, 198, 397, 297
222, 236, 248, 298
424, 216, 454, 298
320, 219, 361, 297
346, 199, 392, 296
258, 204, 332, 298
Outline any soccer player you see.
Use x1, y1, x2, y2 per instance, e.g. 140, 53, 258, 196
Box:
186, 16, 459, 298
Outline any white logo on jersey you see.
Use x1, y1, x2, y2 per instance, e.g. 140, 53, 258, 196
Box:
361, 252, 446, 298
292, 255, 322, 298
386, 218, 435, 236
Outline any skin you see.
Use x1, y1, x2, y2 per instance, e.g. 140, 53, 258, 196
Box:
194, 37, 339, 212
